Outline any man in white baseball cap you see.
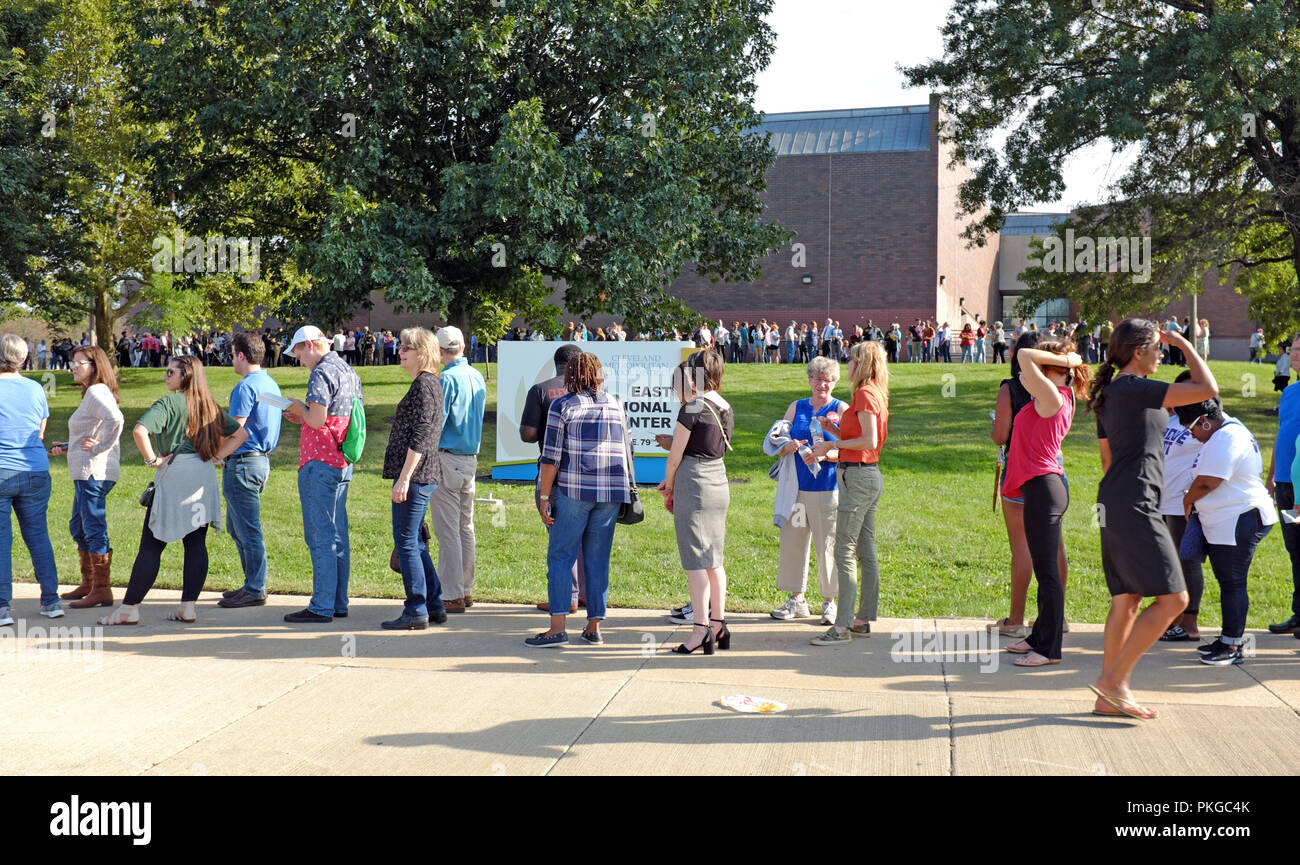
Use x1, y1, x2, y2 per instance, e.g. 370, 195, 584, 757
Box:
430, 324, 486, 612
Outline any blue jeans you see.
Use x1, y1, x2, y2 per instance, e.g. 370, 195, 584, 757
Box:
786, 343, 796, 365
224, 455, 270, 595
1205, 508, 1272, 643
0, 469, 59, 607
392, 482, 443, 618
70, 478, 115, 555
299, 460, 352, 616
960, 345, 973, 363
546, 491, 618, 622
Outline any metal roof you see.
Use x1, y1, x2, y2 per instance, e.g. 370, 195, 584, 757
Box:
753, 106, 930, 156
1000, 212, 1071, 235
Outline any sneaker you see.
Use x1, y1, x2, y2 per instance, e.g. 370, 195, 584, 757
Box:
579, 629, 604, 645
810, 626, 851, 646
217, 588, 267, 609
820, 599, 837, 625
1199, 639, 1244, 666
382, 612, 429, 630
668, 601, 693, 625
524, 631, 568, 648
283, 609, 333, 623
40, 602, 65, 619
771, 595, 810, 620
0, 607, 12, 627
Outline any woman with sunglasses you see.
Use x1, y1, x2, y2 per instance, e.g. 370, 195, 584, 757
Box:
99, 357, 249, 625
1087, 319, 1217, 719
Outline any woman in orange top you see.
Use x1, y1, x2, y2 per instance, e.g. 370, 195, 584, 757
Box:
808, 341, 889, 644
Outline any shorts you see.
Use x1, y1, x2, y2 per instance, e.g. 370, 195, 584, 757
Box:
1001, 454, 1067, 505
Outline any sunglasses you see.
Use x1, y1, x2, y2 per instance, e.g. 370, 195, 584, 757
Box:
166, 369, 180, 377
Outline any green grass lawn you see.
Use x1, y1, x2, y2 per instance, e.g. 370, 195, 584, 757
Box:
11, 356, 1296, 626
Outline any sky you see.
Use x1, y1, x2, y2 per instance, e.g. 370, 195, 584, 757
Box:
753, 0, 1135, 213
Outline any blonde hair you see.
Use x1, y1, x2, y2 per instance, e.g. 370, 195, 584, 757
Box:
848, 341, 889, 403
399, 327, 440, 375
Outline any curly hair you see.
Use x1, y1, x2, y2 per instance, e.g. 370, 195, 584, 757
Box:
564, 352, 604, 394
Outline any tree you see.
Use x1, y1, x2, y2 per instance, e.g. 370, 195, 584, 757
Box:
121, 0, 790, 336
903, 0, 1300, 342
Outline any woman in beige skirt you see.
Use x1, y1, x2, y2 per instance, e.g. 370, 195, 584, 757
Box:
658, 350, 733, 654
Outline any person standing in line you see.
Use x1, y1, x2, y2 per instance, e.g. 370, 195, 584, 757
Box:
1177, 398, 1276, 665
99, 356, 249, 625
381, 327, 448, 630
431, 326, 487, 613
959, 323, 976, 363
216, 333, 283, 609
522, 344, 586, 614
922, 321, 936, 362
1196, 318, 1210, 360
1088, 319, 1216, 719
1097, 319, 1113, 363
1248, 328, 1264, 363
785, 320, 798, 365
809, 341, 890, 645
885, 324, 901, 363
765, 322, 781, 363
660, 350, 734, 653
908, 320, 923, 363
939, 322, 953, 362
1157, 371, 1209, 643
1266, 334, 1300, 635
1272, 340, 1293, 414
528, 353, 631, 647
975, 320, 988, 363
49, 346, 124, 610
1000, 341, 1089, 667
992, 321, 1007, 363
282, 326, 364, 623
0, 335, 63, 625
768, 356, 847, 624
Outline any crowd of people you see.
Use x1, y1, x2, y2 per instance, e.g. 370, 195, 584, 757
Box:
1, 317, 1298, 722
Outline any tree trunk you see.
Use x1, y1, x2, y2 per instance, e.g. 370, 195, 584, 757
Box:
93, 282, 117, 354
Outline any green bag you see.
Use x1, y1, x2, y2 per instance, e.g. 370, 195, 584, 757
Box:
340, 397, 366, 464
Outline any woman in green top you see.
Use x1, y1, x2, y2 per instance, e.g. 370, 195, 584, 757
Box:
99, 357, 249, 625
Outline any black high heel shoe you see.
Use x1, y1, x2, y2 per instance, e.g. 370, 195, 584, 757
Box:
672, 622, 715, 655
712, 618, 731, 650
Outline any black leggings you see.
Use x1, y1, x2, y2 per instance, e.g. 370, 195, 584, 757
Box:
1023, 473, 1069, 659
1162, 514, 1204, 616
124, 503, 210, 605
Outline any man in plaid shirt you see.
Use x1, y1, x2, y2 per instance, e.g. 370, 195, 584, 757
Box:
530, 354, 631, 647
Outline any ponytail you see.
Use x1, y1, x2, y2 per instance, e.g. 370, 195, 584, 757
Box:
1087, 317, 1159, 413
1087, 361, 1117, 413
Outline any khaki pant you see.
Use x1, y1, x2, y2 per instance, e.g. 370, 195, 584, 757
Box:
432, 452, 478, 601
776, 488, 838, 599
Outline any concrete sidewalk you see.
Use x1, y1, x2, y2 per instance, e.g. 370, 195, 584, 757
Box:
3, 583, 1299, 775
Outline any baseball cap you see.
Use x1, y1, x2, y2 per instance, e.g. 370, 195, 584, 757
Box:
436, 326, 465, 351
287, 325, 326, 353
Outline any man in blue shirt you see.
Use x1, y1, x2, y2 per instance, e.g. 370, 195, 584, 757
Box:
218, 332, 283, 608
1269, 334, 1300, 634
431, 326, 487, 613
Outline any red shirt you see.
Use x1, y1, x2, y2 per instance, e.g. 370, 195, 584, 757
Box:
1002, 386, 1074, 497
839, 382, 888, 464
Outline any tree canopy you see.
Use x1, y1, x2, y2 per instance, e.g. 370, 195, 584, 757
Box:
120, 0, 790, 335
904, 0, 1300, 341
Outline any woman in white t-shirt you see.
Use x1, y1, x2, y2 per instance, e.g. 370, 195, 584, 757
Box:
1158, 371, 1207, 642
1179, 400, 1277, 666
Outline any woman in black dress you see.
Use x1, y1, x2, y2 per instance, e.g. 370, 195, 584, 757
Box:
1088, 319, 1217, 720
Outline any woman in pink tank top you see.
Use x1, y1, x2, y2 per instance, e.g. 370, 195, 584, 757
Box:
1002, 339, 1090, 667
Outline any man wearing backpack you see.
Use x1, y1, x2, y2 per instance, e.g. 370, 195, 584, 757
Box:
431, 326, 487, 613
282, 325, 365, 623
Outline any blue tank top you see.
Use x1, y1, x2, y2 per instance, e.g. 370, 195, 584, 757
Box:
791, 398, 845, 492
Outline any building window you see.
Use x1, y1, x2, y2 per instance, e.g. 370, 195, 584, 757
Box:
1002, 295, 1068, 330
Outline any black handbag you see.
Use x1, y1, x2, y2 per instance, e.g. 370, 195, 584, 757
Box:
617, 426, 644, 525
139, 481, 155, 508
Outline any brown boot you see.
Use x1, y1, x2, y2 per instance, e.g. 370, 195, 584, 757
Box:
71, 551, 114, 609
61, 550, 93, 600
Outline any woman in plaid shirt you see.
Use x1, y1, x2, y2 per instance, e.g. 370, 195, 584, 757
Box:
528, 353, 631, 648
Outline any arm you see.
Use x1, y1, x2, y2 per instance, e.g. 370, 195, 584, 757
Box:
817, 412, 877, 454
213, 427, 251, 462
992, 383, 1012, 445
1099, 438, 1112, 474
1162, 330, 1218, 407
392, 449, 424, 503
657, 422, 692, 507
1268, 446, 1277, 497
133, 423, 166, 467
1015, 347, 1079, 417
1183, 475, 1225, 518
520, 425, 539, 443
776, 400, 804, 456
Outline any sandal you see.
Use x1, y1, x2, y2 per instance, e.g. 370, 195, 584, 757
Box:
1088, 684, 1159, 720
1160, 625, 1194, 642
1004, 639, 1032, 655
97, 605, 139, 626
1014, 651, 1061, 667
166, 604, 197, 624
992, 617, 1032, 638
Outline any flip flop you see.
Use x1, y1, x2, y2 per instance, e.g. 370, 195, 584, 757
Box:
1160, 626, 1194, 642
1092, 705, 1127, 716
1014, 652, 1061, 667
1088, 685, 1159, 721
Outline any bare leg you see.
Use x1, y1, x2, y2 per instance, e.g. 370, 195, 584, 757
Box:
1003, 500, 1032, 624
1094, 591, 1188, 710
681, 569, 711, 650
707, 566, 728, 638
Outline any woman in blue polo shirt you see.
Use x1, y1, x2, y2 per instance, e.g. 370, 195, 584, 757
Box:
767, 356, 848, 625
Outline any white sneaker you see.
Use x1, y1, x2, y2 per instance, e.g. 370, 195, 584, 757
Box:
820, 599, 837, 625
770, 594, 810, 620
0, 607, 12, 627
